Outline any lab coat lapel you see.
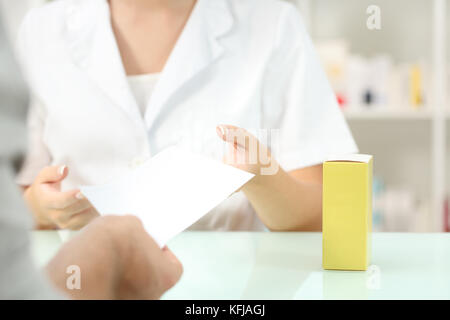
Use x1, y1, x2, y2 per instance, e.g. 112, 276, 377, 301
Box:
144, 0, 234, 129
66, 0, 142, 127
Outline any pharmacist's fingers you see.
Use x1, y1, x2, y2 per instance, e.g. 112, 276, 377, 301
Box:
46, 189, 83, 210
216, 125, 259, 151
61, 208, 100, 230
36, 165, 68, 184
62, 197, 93, 216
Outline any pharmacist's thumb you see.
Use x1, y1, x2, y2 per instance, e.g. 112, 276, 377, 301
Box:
36, 165, 68, 184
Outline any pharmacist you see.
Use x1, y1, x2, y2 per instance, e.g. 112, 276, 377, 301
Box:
17, 0, 357, 231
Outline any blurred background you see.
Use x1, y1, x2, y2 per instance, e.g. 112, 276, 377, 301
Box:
1, 0, 449, 232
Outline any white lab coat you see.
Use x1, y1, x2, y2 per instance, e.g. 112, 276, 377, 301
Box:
16, 0, 357, 231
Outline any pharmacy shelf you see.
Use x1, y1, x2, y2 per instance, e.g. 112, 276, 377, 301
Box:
294, 0, 448, 232
344, 108, 434, 120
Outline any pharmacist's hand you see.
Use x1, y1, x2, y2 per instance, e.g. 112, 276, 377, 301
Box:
23, 165, 99, 230
216, 124, 280, 177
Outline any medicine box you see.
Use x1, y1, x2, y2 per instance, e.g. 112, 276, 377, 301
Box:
323, 154, 373, 271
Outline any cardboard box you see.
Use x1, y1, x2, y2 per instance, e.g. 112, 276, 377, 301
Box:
323, 154, 373, 271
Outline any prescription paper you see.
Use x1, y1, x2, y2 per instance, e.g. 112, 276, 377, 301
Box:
80, 147, 254, 247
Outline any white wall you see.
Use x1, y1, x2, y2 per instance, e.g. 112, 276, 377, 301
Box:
0, 0, 45, 42
309, 0, 432, 62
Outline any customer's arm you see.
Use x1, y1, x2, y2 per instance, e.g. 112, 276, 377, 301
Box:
0, 161, 62, 299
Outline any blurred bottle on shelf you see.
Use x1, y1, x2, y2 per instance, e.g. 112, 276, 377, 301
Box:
372, 176, 429, 232
315, 38, 428, 113
409, 65, 424, 108
372, 177, 385, 232
314, 39, 348, 108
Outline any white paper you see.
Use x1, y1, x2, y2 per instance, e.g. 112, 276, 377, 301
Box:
80, 147, 254, 247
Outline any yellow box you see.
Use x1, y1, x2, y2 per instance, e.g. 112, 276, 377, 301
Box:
323, 154, 373, 271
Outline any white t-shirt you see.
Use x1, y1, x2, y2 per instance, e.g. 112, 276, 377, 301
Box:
127, 73, 160, 117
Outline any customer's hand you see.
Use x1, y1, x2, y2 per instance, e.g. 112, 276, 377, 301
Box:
23, 165, 99, 230
46, 215, 183, 300
101, 215, 183, 299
